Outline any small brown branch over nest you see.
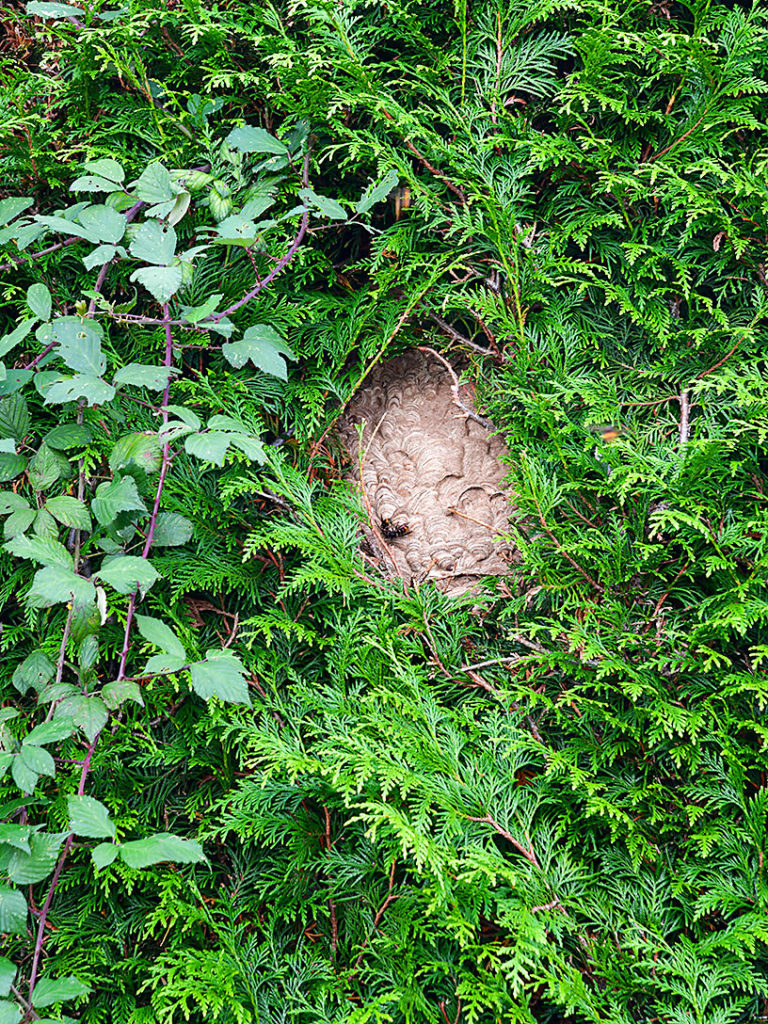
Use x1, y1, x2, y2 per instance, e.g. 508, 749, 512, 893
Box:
418, 346, 494, 430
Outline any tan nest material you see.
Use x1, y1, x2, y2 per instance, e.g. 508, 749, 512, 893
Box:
338, 348, 517, 596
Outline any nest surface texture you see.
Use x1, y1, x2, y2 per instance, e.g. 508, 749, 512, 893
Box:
339, 349, 516, 596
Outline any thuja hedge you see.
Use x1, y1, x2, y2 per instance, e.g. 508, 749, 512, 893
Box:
0, 0, 767, 1022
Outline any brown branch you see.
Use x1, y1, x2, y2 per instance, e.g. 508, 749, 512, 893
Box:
418, 346, 493, 429
648, 113, 706, 162
529, 489, 604, 593
466, 813, 540, 867
352, 857, 399, 970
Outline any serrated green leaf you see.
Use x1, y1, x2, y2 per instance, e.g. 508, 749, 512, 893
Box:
27, 566, 95, 609
67, 795, 116, 839
25, 1, 83, 17
108, 432, 163, 474
184, 431, 231, 466
129, 220, 176, 265
0, 393, 30, 442
83, 158, 124, 184
32, 508, 58, 540
44, 423, 92, 449
0, 197, 33, 225
69, 696, 108, 743
0, 493, 30, 514
190, 650, 251, 705
78, 205, 125, 244
31, 976, 91, 1009
355, 170, 399, 214
101, 678, 143, 709
45, 496, 91, 530
24, 718, 74, 746
10, 756, 39, 795
18, 744, 55, 778
91, 475, 146, 525
50, 317, 105, 375
43, 375, 115, 407
129, 265, 183, 303
225, 125, 288, 155
299, 187, 347, 220
71, 175, 121, 194
0, 825, 32, 854
27, 283, 51, 321
179, 293, 223, 324
151, 512, 192, 546
4, 534, 73, 569
0, 1000, 21, 1024
12, 651, 54, 694
0, 885, 26, 934
0, 318, 36, 361
119, 832, 206, 869
7, 832, 66, 884
0, 454, 26, 482
222, 324, 294, 379
3, 509, 36, 537
113, 364, 175, 391
134, 163, 174, 204
136, 614, 186, 658
0, 958, 15, 999
92, 842, 119, 869
83, 243, 118, 270
28, 443, 66, 492
95, 556, 160, 595
143, 653, 187, 675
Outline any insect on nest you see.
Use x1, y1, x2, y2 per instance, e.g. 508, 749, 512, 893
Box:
380, 517, 410, 539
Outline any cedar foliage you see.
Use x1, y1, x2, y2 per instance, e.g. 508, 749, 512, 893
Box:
1, 1, 768, 1022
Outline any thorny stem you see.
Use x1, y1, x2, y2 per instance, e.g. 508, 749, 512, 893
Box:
115, 309, 174, 681
27, 307, 174, 1014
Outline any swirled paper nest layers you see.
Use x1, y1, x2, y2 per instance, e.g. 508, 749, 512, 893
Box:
338, 349, 517, 596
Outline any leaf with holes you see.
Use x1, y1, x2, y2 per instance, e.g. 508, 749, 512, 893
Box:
12, 651, 54, 694
129, 220, 177, 265
356, 170, 399, 214
43, 375, 115, 407
299, 188, 347, 220
50, 317, 105, 375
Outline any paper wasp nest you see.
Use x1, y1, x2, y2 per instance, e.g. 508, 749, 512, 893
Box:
338, 349, 516, 595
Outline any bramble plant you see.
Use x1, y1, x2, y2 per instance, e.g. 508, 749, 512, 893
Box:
1, 0, 768, 1022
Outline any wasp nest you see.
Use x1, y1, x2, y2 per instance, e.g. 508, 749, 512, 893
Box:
338, 348, 516, 595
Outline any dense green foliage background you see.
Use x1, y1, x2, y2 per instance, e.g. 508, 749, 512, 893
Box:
1, 0, 768, 1021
